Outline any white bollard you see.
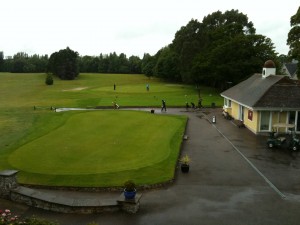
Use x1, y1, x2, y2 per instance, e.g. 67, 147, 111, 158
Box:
212, 116, 216, 123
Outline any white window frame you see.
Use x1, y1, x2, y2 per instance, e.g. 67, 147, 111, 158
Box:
296, 111, 300, 133
239, 105, 244, 121
224, 98, 231, 108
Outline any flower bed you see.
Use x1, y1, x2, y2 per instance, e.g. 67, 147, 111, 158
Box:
0, 209, 58, 225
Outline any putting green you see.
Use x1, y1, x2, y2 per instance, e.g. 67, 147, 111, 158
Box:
9, 110, 186, 177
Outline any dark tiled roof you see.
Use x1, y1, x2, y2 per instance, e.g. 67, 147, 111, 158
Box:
221, 74, 283, 107
254, 77, 300, 109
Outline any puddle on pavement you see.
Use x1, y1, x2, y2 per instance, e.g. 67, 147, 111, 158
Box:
250, 154, 300, 168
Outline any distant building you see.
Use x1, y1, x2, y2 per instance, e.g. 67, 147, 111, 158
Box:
282, 60, 298, 79
221, 60, 300, 134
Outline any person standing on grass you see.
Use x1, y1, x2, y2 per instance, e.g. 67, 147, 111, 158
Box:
114, 83, 116, 90
191, 102, 195, 109
161, 100, 167, 112
112, 101, 119, 109
198, 97, 203, 108
185, 102, 190, 111
146, 83, 150, 91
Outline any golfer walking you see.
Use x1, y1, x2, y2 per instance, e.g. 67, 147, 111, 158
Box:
161, 100, 167, 112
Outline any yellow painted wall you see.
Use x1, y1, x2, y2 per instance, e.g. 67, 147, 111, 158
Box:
223, 102, 232, 115
253, 111, 259, 133
225, 100, 260, 133
244, 108, 259, 133
271, 112, 278, 125
223, 98, 293, 134
231, 102, 239, 119
223, 107, 232, 115
279, 112, 288, 123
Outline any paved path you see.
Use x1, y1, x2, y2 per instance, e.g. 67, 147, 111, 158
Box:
1, 108, 300, 225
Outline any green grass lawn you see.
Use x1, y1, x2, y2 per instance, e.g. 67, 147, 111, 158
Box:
8, 110, 187, 186
0, 72, 222, 187
0, 73, 222, 108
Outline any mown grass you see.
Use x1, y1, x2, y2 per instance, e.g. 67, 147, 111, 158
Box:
0, 73, 222, 108
0, 73, 222, 187
8, 110, 186, 186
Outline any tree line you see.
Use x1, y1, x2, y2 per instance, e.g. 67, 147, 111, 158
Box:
0, 8, 299, 88
0, 51, 143, 75
0, 52, 49, 73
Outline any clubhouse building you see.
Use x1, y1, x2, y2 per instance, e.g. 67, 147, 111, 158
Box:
221, 60, 300, 134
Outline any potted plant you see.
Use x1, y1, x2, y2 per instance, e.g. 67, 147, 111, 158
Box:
123, 180, 136, 200
179, 154, 190, 173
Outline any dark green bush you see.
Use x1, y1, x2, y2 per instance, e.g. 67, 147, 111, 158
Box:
45, 74, 54, 85
24, 217, 59, 225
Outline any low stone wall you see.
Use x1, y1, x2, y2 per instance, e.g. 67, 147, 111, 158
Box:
0, 170, 19, 199
10, 187, 119, 214
117, 193, 142, 214
0, 170, 141, 214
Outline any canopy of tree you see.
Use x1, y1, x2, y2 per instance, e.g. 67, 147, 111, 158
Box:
79, 52, 142, 74
47, 47, 79, 80
147, 9, 279, 89
287, 6, 300, 79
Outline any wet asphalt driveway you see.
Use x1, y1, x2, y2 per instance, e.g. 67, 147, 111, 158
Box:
1, 108, 300, 225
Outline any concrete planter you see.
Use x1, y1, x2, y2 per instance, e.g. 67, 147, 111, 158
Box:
181, 164, 190, 173
124, 189, 136, 200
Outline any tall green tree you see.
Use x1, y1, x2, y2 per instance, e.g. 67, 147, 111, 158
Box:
28, 54, 48, 72
162, 9, 277, 88
141, 53, 155, 77
128, 56, 142, 74
0, 52, 3, 70
107, 52, 119, 73
197, 34, 276, 89
48, 47, 79, 80
194, 9, 259, 87
79, 55, 99, 73
154, 46, 180, 81
118, 53, 129, 73
287, 6, 300, 78
171, 19, 205, 82
98, 54, 109, 73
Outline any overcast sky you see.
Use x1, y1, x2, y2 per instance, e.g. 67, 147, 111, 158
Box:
1, 0, 299, 58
